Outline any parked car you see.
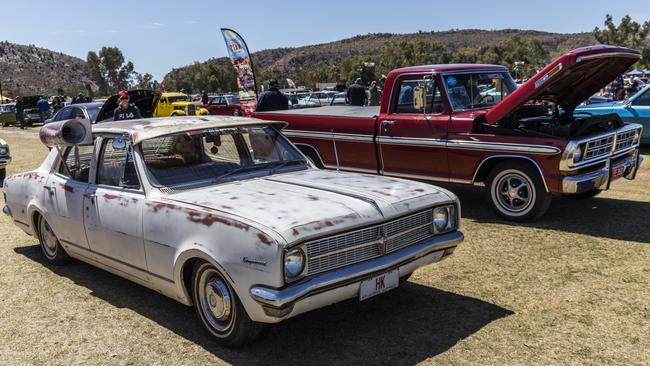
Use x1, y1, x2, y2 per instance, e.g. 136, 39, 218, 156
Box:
576, 84, 650, 144
44, 102, 104, 124
255, 45, 645, 221
203, 95, 243, 116
0, 103, 17, 127
23, 95, 50, 125
95, 90, 208, 122
3, 116, 463, 346
0, 138, 10, 182
306, 91, 338, 106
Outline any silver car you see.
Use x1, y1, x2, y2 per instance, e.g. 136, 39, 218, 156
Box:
2, 116, 463, 346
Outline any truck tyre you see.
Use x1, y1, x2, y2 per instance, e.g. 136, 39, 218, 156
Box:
192, 261, 261, 347
486, 161, 551, 222
233, 109, 240, 116
562, 189, 602, 200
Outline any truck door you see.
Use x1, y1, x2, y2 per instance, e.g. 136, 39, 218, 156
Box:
377, 75, 450, 181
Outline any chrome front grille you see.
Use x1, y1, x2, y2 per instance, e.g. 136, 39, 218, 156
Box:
304, 210, 435, 276
584, 135, 614, 160
616, 129, 637, 151
187, 104, 196, 115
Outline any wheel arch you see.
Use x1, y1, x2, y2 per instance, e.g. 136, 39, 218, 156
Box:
174, 249, 236, 306
473, 155, 549, 192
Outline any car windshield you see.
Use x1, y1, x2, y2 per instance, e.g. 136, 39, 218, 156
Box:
226, 96, 240, 104
168, 95, 190, 103
142, 125, 308, 190
443, 72, 517, 111
87, 107, 100, 122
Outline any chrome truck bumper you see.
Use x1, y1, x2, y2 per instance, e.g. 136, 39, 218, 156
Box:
0, 156, 10, 169
562, 152, 643, 194
249, 230, 463, 322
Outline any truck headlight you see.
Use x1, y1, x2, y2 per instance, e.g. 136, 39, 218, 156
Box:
0, 147, 6, 155
284, 248, 305, 280
433, 205, 456, 234
633, 130, 641, 145
572, 147, 583, 163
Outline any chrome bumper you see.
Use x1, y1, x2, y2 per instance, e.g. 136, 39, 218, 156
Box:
250, 230, 463, 319
0, 156, 10, 168
562, 153, 643, 194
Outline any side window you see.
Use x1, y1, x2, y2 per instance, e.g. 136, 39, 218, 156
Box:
56, 107, 73, 121
394, 79, 435, 114
97, 138, 140, 189
72, 107, 86, 119
58, 144, 94, 183
633, 89, 650, 106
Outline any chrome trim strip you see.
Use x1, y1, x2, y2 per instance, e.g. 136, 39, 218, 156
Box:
383, 171, 460, 184
576, 52, 641, 63
283, 129, 374, 143
250, 231, 463, 308
377, 136, 447, 147
377, 136, 560, 155
322, 164, 377, 174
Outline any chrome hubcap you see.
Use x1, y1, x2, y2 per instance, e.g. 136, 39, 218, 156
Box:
39, 219, 58, 257
495, 173, 534, 213
198, 268, 234, 333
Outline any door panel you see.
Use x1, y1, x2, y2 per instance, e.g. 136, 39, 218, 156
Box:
378, 76, 449, 180
45, 174, 89, 248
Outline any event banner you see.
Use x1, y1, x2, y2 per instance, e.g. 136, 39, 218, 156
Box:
221, 28, 258, 106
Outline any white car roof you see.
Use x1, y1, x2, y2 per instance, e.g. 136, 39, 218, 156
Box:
93, 116, 287, 144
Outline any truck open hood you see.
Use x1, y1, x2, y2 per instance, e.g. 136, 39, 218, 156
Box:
96, 89, 160, 123
484, 45, 641, 125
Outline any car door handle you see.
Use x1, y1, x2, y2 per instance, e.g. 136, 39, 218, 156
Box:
84, 193, 96, 199
382, 120, 396, 125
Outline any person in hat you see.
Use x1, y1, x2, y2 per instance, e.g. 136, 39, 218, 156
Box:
255, 79, 289, 112
346, 78, 367, 106
201, 90, 209, 105
15, 96, 26, 129
113, 90, 142, 121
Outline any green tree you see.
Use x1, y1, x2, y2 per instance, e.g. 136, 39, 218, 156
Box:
86, 47, 135, 95
132, 72, 157, 90
594, 14, 650, 68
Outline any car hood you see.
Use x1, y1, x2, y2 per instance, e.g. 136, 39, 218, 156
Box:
485, 45, 640, 124
163, 169, 455, 243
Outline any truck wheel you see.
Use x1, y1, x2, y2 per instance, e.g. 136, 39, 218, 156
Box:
486, 161, 551, 222
37, 215, 69, 265
562, 189, 602, 200
233, 109, 240, 116
192, 261, 261, 347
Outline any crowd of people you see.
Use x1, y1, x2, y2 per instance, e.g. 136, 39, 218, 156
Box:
600, 75, 647, 101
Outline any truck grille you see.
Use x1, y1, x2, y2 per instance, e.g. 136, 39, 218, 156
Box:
305, 209, 435, 276
584, 135, 614, 161
615, 129, 637, 151
187, 104, 196, 116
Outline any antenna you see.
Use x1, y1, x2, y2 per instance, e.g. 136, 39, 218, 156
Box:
331, 129, 340, 172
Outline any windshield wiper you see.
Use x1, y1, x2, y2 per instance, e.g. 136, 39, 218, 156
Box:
269, 159, 308, 174
215, 163, 272, 181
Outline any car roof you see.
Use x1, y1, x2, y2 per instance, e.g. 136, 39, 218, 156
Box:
92, 115, 287, 144
161, 92, 188, 97
69, 102, 104, 109
390, 63, 507, 75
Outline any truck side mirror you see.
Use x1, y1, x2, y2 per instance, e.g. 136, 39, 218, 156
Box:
413, 86, 426, 111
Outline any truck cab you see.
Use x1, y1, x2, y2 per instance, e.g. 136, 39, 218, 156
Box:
255, 45, 644, 221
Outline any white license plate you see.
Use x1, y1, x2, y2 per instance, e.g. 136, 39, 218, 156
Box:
611, 165, 626, 180
359, 270, 399, 301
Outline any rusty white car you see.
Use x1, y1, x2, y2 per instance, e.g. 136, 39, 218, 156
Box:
2, 116, 463, 346
0, 137, 10, 182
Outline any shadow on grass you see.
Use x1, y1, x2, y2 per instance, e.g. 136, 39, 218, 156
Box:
15, 244, 512, 365
445, 185, 650, 244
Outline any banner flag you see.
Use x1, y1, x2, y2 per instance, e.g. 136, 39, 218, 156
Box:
221, 28, 258, 108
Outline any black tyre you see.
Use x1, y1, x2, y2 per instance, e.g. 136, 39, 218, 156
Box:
192, 262, 261, 347
399, 273, 412, 284
36, 215, 69, 265
486, 161, 551, 222
233, 109, 240, 116
562, 189, 602, 200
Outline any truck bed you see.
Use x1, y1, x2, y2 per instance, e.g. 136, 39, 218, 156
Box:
256, 105, 380, 119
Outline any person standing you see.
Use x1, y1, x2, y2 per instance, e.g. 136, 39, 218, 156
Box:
346, 78, 367, 106
255, 79, 289, 112
15, 96, 25, 129
368, 81, 380, 106
113, 90, 142, 121
37, 96, 50, 122
52, 96, 63, 114
201, 90, 209, 105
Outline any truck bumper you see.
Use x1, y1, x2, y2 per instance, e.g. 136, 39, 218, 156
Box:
562, 152, 643, 194
249, 230, 463, 322
0, 156, 10, 169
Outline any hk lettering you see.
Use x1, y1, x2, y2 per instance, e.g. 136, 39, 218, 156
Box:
375, 276, 385, 291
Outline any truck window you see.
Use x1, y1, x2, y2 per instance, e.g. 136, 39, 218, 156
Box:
394, 79, 440, 114
443, 72, 516, 111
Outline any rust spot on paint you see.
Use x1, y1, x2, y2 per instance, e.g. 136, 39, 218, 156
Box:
229, 196, 239, 200
372, 190, 392, 197
131, 198, 139, 203
307, 195, 319, 201
414, 188, 425, 192
221, 205, 233, 210
148, 202, 179, 213
59, 183, 74, 193
186, 211, 249, 231
104, 193, 120, 201
257, 233, 273, 245
292, 228, 300, 236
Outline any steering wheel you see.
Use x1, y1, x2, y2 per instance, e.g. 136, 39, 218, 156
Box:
477, 94, 495, 104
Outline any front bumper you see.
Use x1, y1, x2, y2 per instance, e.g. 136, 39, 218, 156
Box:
249, 230, 463, 321
562, 152, 643, 194
0, 156, 11, 168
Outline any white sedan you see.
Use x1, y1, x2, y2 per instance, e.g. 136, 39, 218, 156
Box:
2, 116, 463, 346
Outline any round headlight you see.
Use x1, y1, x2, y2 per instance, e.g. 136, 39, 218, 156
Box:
284, 248, 305, 279
433, 206, 450, 233
0, 147, 6, 155
633, 131, 641, 145
573, 148, 583, 163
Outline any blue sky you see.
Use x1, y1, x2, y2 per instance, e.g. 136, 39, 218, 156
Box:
0, 0, 647, 80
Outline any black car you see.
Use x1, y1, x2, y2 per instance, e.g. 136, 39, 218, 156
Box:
44, 102, 104, 124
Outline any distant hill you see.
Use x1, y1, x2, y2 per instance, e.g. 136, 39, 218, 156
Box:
0, 41, 95, 97
163, 29, 597, 86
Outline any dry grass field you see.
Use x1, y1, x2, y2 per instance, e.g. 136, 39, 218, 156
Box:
0, 128, 648, 365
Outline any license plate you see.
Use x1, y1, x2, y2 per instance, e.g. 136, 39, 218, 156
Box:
359, 270, 399, 301
611, 165, 626, 180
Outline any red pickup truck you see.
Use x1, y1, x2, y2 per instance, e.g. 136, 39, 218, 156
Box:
255, 45, 644, 221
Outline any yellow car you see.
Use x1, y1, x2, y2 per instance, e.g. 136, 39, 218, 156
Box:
154, 92, 209, 117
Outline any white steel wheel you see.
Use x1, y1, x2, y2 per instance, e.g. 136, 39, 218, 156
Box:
191, 262, 261, 347
37, 215, 68, 265
486, 161, 551, 222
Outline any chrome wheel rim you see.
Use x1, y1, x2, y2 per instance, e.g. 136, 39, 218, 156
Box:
197, 268, 234, 335
39, 218, 58, 258
494, 172, 535, 214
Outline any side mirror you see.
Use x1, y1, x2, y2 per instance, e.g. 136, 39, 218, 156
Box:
623, 102, 633, 109
413, 86, 426, 111
112, 138, 127, 151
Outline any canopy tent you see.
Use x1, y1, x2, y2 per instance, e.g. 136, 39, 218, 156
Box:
0, 94, 12, 104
